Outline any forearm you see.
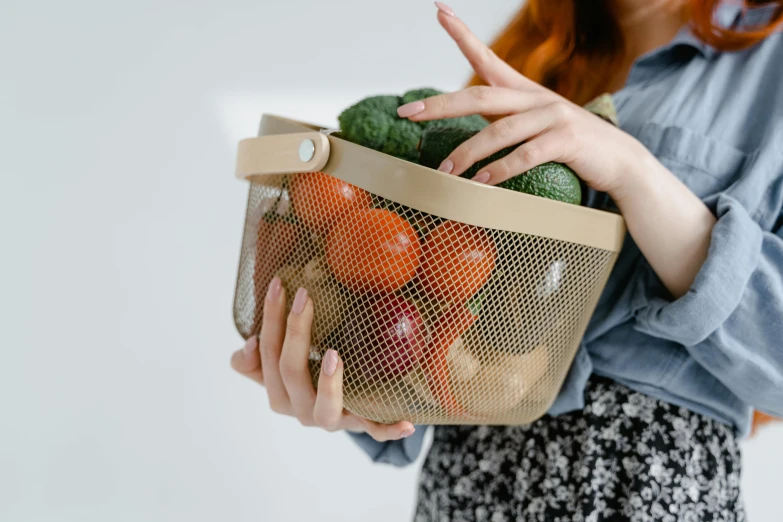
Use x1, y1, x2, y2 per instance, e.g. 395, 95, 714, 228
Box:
610, 144, 717, 299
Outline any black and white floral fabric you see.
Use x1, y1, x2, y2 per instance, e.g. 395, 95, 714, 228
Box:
414, 376, 744, 522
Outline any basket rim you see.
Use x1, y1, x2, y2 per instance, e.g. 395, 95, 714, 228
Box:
245, 114, 626, 252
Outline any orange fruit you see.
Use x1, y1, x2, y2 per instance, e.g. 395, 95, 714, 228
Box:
419, 220, 496, 303
326, 208, 422, 294
289, 171, 372, 235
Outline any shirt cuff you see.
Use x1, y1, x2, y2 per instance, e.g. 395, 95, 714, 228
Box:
632, 195, 764, 346
346, 425, 428, 467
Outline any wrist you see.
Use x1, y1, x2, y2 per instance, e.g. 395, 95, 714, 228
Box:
608, 140, 663, 207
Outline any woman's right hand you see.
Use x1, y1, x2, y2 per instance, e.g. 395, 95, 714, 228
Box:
230, 277, 417, 442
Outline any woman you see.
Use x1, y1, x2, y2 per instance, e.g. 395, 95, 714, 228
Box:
232, 0, 783, 519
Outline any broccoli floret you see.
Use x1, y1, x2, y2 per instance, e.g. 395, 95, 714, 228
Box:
337, 89, 489, 162
401, 87, 444, 105
382, 119, 423, 162
337, 95, 399, 150
338, 107, 392, 150
357, 94, 401, 116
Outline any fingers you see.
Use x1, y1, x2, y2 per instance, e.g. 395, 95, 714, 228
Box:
358, 417, 417, 443
279, 288, 317, 423
259, 277, 292, 415
400, 86, 548, 122
312, 348, 419, 442
435, 6, 531, 90
231, 336, 264, 385
312, 349, 344, 431
473, 128, 570, 186
445, 108, 556, 177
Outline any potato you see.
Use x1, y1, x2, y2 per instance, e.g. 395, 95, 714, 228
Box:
452, 345, 550, 418
275, 256, 349, 345
402, 366, 439, 407
445, 336, 481, 383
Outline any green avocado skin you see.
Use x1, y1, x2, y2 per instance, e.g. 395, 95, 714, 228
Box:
337, 89, 489, 162
419, 126, 582, 205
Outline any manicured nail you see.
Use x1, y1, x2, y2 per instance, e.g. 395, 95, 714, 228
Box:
267, 277, 282, 301
438, 159, 454, 174
472, 171, 491, 183
434, 1, 455, 16
292, 287, 308, 314
400, 427, 416, 439
397, 101, 425, 118
243, 335, 258, 355
323, 349, 338, 377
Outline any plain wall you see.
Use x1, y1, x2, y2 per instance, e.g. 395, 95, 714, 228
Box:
1, 1, 781, 520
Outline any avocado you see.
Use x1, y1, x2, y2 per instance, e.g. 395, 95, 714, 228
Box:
499, 163, 582, 204
418, 126, 582, 205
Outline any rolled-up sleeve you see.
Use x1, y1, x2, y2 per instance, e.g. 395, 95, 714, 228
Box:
346, 425, 428, 467
631, 193, 783, 417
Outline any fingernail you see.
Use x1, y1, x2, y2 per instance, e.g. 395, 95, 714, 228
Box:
400, 427, 416, 439
323, 349, 338, 377
434, 1, 455, 16
292, 287, 308, 314
438, 159, 454, 174
472, 171, 491, 184
397, 101, 425, 118
267, 277, 282, 301
243, 335, 258, 355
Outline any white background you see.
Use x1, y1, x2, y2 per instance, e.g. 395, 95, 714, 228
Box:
1, 0, 781, 520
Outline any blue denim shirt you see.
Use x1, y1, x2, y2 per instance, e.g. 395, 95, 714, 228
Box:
349, 5, 783, 466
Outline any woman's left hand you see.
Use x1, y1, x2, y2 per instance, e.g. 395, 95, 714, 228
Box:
397, 3, 650, 196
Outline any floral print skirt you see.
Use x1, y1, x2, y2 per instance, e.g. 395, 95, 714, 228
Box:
414, 376, 744, 522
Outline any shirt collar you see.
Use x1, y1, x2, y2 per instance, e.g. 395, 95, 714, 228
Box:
668, 3, 743, 59
668, 3, 781, 59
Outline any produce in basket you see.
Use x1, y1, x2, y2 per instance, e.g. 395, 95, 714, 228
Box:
446, 336, 481, 383
274, 257, 349, 345
338, 294, 429, 380
251, 189, 300, 333
469, 264, 560, 352
419, 220, 497, 303
289, 171, 372, 235
452, 342, 551, 417
421, 300, 479, 415
325, 208, 422, 294
402, 367, 439, 409
338, 88, 489, 162
419, 126, 582, 205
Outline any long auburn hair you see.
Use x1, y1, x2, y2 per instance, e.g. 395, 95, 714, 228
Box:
469, 0, 783, 106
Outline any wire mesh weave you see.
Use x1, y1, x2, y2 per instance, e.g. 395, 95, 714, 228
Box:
234, 172, 617, 425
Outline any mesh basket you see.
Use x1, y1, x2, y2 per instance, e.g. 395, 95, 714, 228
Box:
233, 114, 626, 425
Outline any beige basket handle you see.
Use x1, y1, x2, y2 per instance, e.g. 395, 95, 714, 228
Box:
235, 131, 330, 180
236, 114, 627, 252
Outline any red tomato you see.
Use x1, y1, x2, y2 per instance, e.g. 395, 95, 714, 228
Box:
289, 171, 372, 235
419, 221, 496, 303
326, 208, 422, 294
